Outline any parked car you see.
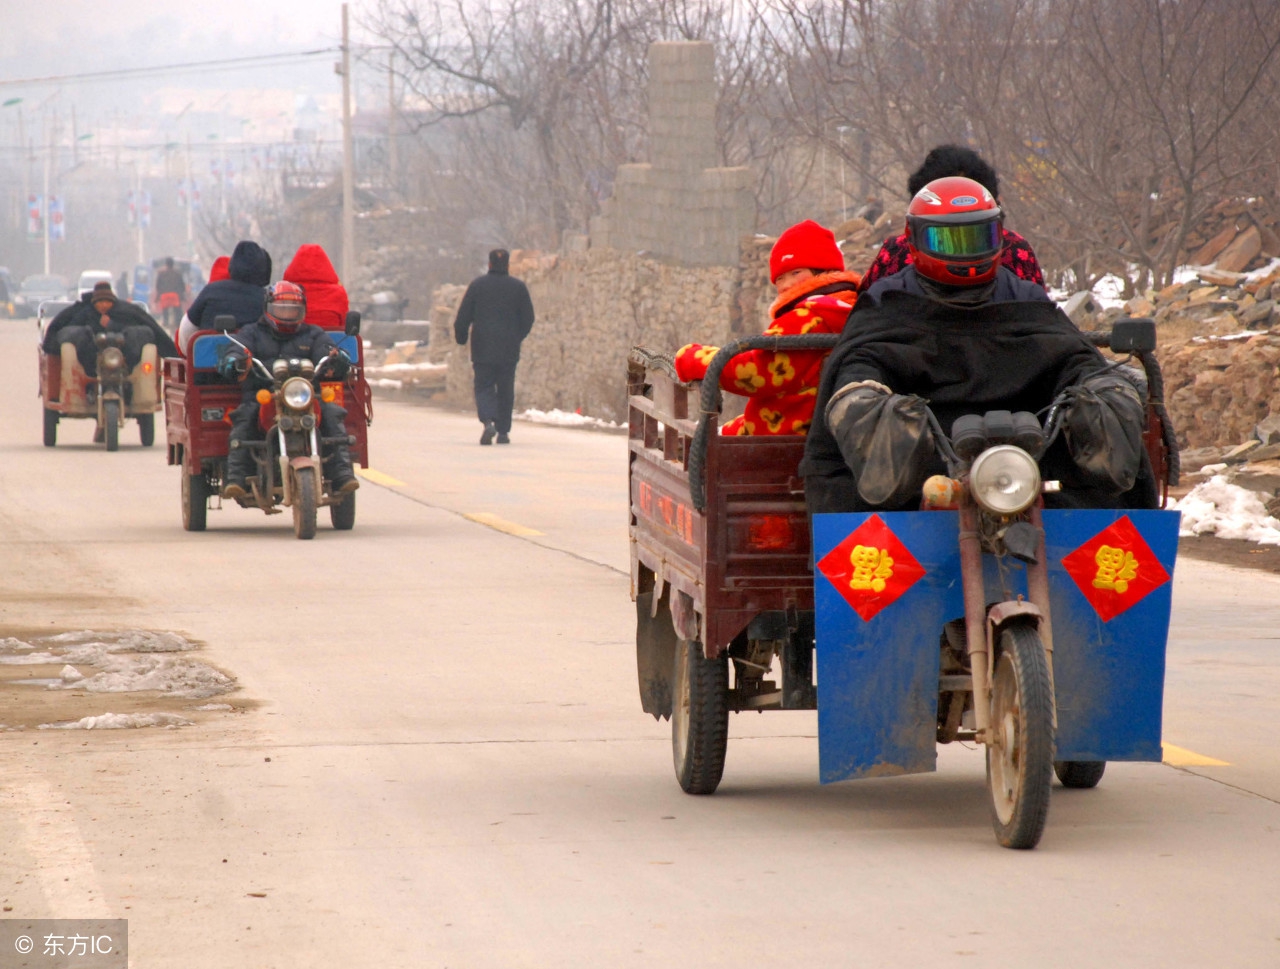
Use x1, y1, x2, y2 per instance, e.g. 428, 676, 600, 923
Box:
76, 270, 115, 300
0, 267, 15, 318
13, 274, 70, 318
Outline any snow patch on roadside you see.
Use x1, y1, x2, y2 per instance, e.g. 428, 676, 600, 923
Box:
39, 712, 193, 730
58, 654, 234, 699
518, 408, 620, 431
1170, 475, 1280, 544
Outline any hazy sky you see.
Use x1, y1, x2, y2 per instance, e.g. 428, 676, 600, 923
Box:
4, 0, 353, 50
1, 1, 387, 129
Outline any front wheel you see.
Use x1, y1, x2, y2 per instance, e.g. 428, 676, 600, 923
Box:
104, 400, 120, 452
671, 638, 729, 795
329, 491, 356, 530
292, 467, 318, 540
43, 408, 58, 447
1054, 760, 1106, 789
987, 624, 1055, 849
137, 412, 155, 447
182, 471, 208, 532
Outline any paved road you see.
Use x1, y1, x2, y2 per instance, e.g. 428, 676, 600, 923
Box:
1, 321, 1278, 968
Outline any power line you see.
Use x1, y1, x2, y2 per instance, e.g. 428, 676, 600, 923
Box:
0, 48, 342, 89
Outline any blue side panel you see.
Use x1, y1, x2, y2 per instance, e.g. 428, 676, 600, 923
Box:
813, 512, 962, 784
191, 333, 234, 370
1043, 509, 1179, 762
334, 333, 361, 363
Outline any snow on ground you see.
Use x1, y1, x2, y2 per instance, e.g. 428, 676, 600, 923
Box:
372, 361, 447, 373
0, 629, 235, 699
1169, 475, 1280, 544
518, 408, 620, 431
39, 712, 193, 730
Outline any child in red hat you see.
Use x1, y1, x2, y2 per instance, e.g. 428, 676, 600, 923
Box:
674, 219, 860, 435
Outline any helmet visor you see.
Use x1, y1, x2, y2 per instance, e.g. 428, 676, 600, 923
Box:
920, 220, 1001, 258
267, 300, 305, 323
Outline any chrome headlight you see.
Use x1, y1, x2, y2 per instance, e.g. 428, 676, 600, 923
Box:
281, 377, 314, 411
969, 445, 1040, 515
100, 346, 126, 372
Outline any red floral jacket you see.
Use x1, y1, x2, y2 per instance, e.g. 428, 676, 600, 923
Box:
674, 270, 861, 436
857, 227, 1044, 293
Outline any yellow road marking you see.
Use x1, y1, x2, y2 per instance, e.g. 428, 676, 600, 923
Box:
464, 512, 544, 538
1163, 743, 1230, 767
357, 467, 406, 487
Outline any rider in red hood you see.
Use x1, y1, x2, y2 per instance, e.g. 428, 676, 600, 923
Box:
282, 244, 349, 330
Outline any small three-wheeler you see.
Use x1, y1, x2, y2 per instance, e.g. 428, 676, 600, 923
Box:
627, 318, 1180, 848
38, 299, 163, 451
163, 313, 372, 538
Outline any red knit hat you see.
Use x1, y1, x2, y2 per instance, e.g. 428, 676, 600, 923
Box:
769, 219, 844, 283
208, 255, 231, 282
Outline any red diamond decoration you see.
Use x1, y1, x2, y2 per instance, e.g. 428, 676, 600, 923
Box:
816, 514, 927, 621
1061, 515, 1170, 622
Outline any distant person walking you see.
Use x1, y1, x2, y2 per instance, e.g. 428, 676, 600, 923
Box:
154, 256, 187, 334
454, 248, 535, 445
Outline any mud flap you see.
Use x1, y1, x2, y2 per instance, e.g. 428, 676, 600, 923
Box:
1044, 509, 1178, 762
131, 344, 160, 409
813, 509, 1179, 784
636, 589, 678, 720
813, 512, 962, 783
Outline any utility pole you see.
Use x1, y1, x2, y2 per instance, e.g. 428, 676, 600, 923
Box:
135, 162, 144, 266
340, 2, 356, 284
42, 118, 51, 273
185, 132, 195, 260
387, 49, 398, 198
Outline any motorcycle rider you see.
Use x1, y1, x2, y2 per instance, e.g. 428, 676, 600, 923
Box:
217, 280, 360, 499
154, 256, 187, 333
42, 281, 177, 376
802, 176, 1154, 515
178, 240, 271, 357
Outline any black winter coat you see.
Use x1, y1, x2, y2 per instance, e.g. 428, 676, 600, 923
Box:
42, 297, 178, 358
187, 241, 272, 330
453, 268, 535, 366
802, 267, 1156, 510
231, 320, 341, 398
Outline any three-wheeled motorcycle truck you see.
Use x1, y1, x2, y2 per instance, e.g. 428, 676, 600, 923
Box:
627, 318, 1180, 848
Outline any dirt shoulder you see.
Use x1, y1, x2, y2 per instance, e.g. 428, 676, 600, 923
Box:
1177, 535, 1280, 576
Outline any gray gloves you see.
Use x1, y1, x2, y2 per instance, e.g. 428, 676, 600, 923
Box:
826, 380, 936, 506
1060, 370, 1145, 492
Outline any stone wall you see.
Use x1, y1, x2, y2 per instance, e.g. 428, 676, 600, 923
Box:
589, 42, 754, 267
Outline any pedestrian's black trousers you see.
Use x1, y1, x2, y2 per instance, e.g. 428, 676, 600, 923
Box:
472, 359, 518, 433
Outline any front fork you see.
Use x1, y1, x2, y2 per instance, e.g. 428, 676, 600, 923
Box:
958, 501, 1054, 744
275, 424, 321, 506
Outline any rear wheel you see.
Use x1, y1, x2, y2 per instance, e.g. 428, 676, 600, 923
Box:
182, 471, 208, 532
329, 491, 356, 530
292, 467, 318, 540
987, 624, 1055, 849
137, 413, 155, 447
43, 408, 58, 447
104, 400, 120, 452
1054, 760, 1106, 789
671, 637, 729, 795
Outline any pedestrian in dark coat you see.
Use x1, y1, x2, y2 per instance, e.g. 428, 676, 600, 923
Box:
179, 240, 272, 356
454, 248, 535, 445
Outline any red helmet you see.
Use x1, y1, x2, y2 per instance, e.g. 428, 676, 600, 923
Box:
265, 280, 307, 336
906, 176, 1004, 285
